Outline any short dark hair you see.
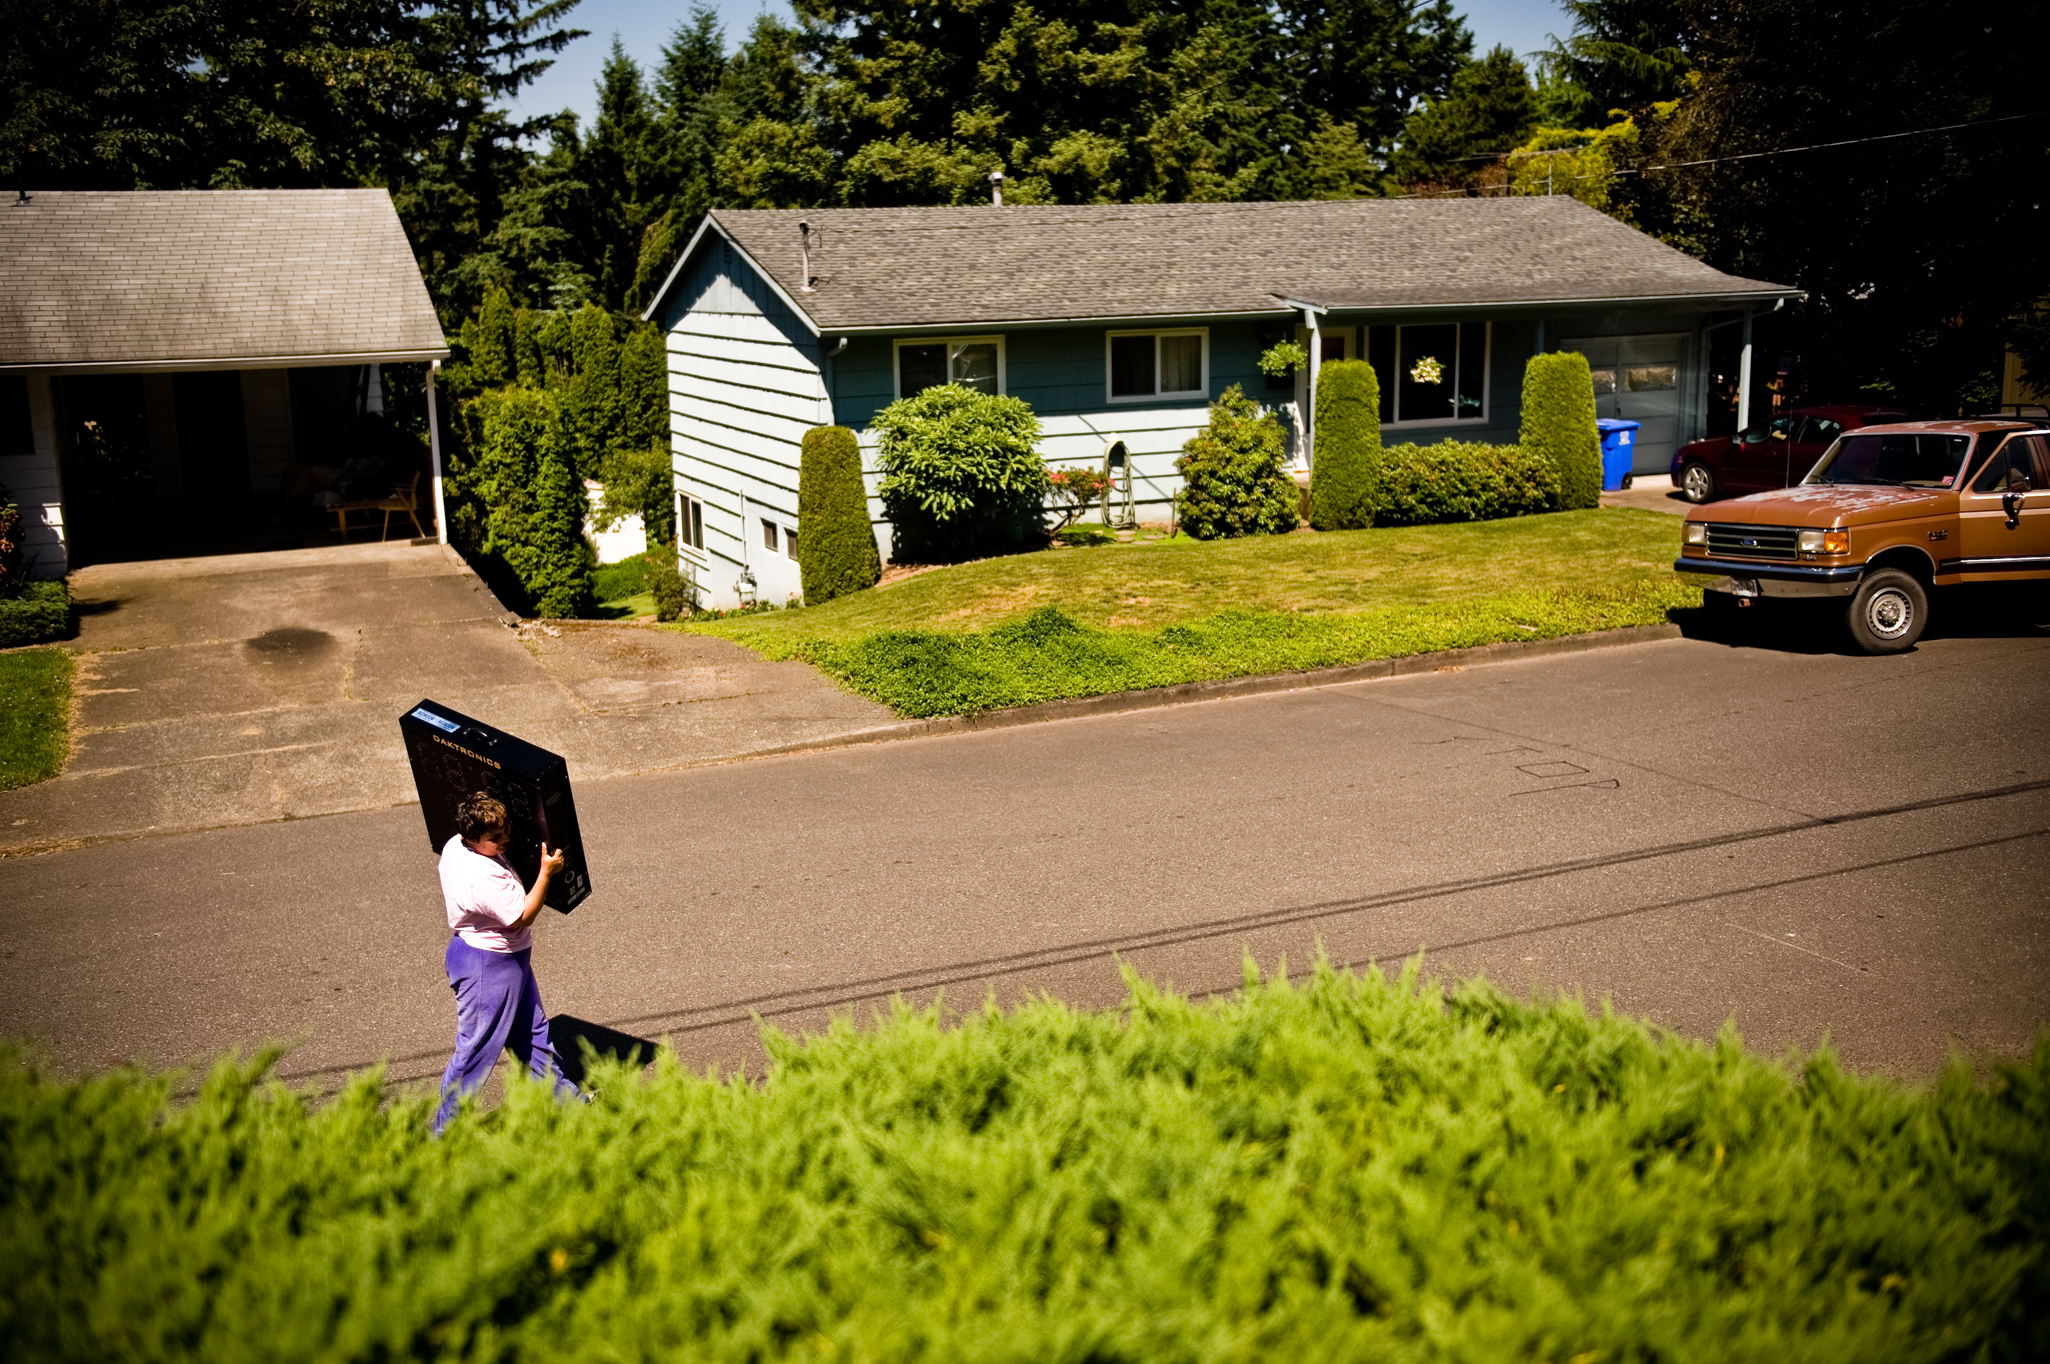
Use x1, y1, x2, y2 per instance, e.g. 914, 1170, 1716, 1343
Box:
456, 793, 509, 841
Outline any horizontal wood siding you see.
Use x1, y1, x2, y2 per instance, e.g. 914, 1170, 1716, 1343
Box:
660, 236, 823, 609
3, 374, 67, 577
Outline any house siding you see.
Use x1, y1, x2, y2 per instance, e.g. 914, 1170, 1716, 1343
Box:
658, 240, 826, 610
0, 374, 68, 578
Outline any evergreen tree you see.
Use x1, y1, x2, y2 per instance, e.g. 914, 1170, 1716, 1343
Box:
1391, 46, 1536, 192
1537, 0, 1692, 126
561, 302, 621, 478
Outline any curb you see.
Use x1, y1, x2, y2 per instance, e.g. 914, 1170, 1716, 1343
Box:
701, 622, 1686, 766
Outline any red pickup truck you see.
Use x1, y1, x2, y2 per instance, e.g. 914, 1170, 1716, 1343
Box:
1674, 419, 2050, 652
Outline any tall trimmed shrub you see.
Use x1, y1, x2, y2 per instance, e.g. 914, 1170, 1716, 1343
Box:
799, 425, 881, 604
1520, 352, 1602, 510
875, 385, 1048, 562
1174, 385, 1299, 540
469, 387, 594, 619
1310, 359, 1383, 530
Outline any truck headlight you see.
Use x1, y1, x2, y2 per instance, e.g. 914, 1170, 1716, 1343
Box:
1798, 529, 1850, 554
1682, 523, 1707, 547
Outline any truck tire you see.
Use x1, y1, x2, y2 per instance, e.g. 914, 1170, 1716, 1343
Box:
1681, 463, 1716, 503
1845, 568, 1927, 654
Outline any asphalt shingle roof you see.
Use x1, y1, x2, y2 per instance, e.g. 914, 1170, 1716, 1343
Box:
0, 189, 448, 368
693, 197, 1796, 332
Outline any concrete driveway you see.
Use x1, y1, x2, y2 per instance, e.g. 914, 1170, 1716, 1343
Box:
0, 542, 893, 856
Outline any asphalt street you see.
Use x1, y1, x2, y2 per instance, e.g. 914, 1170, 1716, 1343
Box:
3, 625, 2046, 1096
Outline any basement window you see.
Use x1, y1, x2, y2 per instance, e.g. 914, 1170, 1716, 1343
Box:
1107, 329, 1207, 402
895, 336, 1006, 399
678, 494, 706, 556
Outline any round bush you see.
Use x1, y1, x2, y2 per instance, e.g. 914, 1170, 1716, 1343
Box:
1310, 359, 1383, 530
1519, 353, 1602, 510
799, 425, 882, 604
1173, 385, 1299, 540
875, 386, 1048, 562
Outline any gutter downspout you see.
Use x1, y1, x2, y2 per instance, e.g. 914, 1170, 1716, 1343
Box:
1736, 309, 1754, 433
426, 359, 447, 545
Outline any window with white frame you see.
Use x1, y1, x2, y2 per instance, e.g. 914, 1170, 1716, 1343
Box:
785, 526, 798, 559
762, 520, 779, 553
895, 336, 1005, 399
678, 493, 706, 555
1107, 328, 1207, 402
1364, 322, 1489, 425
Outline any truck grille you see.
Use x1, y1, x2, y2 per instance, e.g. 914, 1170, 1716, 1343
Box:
1703, 524, 1800, 561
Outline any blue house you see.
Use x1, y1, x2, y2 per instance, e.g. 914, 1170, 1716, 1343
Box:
642, 198, 1797, 609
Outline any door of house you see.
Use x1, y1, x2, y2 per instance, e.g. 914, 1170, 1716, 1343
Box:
1562, 335, 1684, 472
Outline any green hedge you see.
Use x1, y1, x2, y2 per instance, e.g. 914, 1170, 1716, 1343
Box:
2, 964, 2043, 1362
1174, 385, 1300, 539
467, 387, 594, 619
0, 579, 69, 648
1310, 359, 1382, 530
799, 425, 882, 604
1375, 440, 1562, 527
1520, 352, 1603, 510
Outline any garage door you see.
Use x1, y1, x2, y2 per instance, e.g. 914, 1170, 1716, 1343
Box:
1561, 335, 1684, 473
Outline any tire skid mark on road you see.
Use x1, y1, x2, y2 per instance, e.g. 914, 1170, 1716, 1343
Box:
1722, 922, 1868, 974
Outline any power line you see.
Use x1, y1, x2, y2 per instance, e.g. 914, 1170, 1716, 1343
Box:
1402, 109, 2048, 198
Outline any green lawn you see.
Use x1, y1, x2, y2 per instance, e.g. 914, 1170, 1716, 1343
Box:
685, 509, 1701, 716
0, 646, 72, 790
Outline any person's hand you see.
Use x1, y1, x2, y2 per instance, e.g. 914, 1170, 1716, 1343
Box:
538, 842, 566, 878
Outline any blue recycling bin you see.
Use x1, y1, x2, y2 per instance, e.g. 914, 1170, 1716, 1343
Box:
1596, 418, 1641, 491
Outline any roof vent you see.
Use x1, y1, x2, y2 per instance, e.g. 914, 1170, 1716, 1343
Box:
12, 190, 28, 207
988, 170, 1003, 207
799, 219, 814, 292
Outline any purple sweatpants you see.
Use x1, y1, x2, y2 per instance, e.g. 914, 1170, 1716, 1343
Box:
433, 937, 577, 1135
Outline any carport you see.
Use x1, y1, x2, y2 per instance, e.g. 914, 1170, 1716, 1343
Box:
0, 189, 450, 575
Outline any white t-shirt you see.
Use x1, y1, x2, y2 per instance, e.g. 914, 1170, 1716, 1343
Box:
439, 835, 532, 953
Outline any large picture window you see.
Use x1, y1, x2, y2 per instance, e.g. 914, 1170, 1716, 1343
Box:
1365, 322, 1489, 426
1106, 329, 1207, 402
895, 336, 1005, 399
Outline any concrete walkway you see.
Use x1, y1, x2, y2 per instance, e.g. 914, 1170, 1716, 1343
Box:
0, 542, 892, 856
1600, 473, 1692, 515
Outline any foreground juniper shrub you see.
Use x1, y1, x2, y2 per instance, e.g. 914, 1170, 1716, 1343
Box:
4, 962, 2043, 1362
1174, 385, 1300, 539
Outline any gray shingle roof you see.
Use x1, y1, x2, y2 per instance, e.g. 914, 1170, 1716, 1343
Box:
0, 189, 448, 369
688, 197, 1795, 332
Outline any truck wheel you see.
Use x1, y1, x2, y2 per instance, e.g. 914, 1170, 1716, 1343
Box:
1845, 569, 1927, 654
1681, 463, 1716, 503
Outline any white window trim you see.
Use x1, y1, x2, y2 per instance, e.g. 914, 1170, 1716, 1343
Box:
1378, 321, 1493, 430
1105, 327, 1210, 405
892, 335, 1008, 401
677, 491, 708, 561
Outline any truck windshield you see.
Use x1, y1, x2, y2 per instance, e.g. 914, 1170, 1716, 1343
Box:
1808, 433, 1971, 487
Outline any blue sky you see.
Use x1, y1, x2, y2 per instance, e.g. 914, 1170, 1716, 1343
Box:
508, 0, 1573, 130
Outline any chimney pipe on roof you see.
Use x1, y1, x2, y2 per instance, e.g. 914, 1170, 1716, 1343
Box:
12, 190, 29, 207
798, 219, 814, 292
988, 170, 1003, 207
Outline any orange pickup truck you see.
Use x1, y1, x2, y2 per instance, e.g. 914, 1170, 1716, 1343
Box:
1674, 419, 2050, 653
